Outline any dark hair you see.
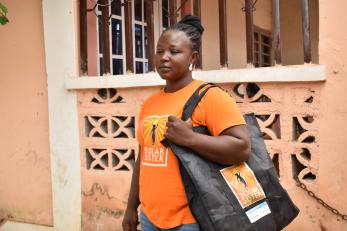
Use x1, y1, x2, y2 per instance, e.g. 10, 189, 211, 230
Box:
165, 14, 204, 52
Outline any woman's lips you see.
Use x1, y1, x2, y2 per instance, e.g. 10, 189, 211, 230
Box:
158, 66, 172, 72
158, 66, 171, 70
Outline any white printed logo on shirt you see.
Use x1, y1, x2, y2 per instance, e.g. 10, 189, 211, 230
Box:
141, 115, 169, 167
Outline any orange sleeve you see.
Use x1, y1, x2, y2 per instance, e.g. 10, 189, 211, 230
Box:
201, 87, 245, 136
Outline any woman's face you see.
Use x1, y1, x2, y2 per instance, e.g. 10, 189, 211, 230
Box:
155, 30, 196, 81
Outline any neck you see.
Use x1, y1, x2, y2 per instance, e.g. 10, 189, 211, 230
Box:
165, 72, 193, 93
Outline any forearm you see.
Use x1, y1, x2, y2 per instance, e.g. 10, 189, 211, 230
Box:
126, 150, 141, 210
186, 130, 250, 165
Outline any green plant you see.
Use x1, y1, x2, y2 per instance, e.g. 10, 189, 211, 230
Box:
0, 2, 9, 25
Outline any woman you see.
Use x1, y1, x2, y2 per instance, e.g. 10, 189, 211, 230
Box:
122, 15, 250, 231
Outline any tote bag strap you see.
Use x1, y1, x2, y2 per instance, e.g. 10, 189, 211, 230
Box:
181, 82, 217, 121
160, 82, 217, 148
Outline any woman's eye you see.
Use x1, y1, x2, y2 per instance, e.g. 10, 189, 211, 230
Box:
156, 49, 163, 54
171, 50, 179, 54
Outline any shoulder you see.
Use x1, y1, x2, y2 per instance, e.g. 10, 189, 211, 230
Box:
198, 85, 245, 136
202, 85, 234, 103
199, 84, 241, 118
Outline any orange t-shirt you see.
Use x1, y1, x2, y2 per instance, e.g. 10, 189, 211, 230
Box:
137, 80, 245, 229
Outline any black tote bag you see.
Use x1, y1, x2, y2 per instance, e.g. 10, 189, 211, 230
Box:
162, 83, 299, 231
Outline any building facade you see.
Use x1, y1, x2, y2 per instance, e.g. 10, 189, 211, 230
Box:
0, 0, 347, 230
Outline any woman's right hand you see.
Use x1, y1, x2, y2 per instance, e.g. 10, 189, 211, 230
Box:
122, 207, 139, 231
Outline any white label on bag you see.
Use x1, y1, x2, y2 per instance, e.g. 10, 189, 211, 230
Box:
220, 163, 266, 208
245, 201, 271, 223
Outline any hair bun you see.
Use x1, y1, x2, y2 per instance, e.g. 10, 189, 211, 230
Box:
179, 14, 204, 35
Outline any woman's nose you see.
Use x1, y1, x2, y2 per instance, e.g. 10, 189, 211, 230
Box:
161, 51, 170, 61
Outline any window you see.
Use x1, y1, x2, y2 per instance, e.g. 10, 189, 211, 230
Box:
97, 1, 125, 75
134, 0, 148, 74
253, 27, 273, 67
161, 0, 169, 30
94, 0, 171, 75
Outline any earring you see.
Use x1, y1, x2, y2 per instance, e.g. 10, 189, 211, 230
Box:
189, 63, 193, 71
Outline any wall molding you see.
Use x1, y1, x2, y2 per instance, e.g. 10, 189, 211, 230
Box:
65, 64, 325, 90
41, 0, 82, 230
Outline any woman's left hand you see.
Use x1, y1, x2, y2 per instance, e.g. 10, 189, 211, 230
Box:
165, 115, 195, 147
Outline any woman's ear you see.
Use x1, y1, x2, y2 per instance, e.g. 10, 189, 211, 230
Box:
190, 51, 199, 64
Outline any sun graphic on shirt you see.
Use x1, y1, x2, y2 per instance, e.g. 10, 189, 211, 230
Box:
221, 163, 257, 189
142, 116, 169, 147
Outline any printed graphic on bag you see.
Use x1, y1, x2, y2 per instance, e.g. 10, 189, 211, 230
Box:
141, 115, 169, 167
220, 163, 266, 208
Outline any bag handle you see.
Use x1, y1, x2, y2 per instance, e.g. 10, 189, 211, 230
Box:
181, 83, 217, 121
161, 83, 216, 148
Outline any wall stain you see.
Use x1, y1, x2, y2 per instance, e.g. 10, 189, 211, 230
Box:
55, 152, 68, 187
319, 220, 327, 231
82, 208, 125, 231
82, 183, 126, 204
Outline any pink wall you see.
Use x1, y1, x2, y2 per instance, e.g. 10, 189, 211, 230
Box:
271, 1, 347, 230
0, 0, 53, 226
311, 0, 347, 229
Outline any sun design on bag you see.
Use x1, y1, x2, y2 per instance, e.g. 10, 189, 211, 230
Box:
142, 116, 168, 147
221, 163, 266, 208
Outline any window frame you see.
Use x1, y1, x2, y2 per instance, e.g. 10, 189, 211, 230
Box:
96, 2, 126, 75
133, 0, 149, 74
253, 26, 273, 68
94, 0, 180, 75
